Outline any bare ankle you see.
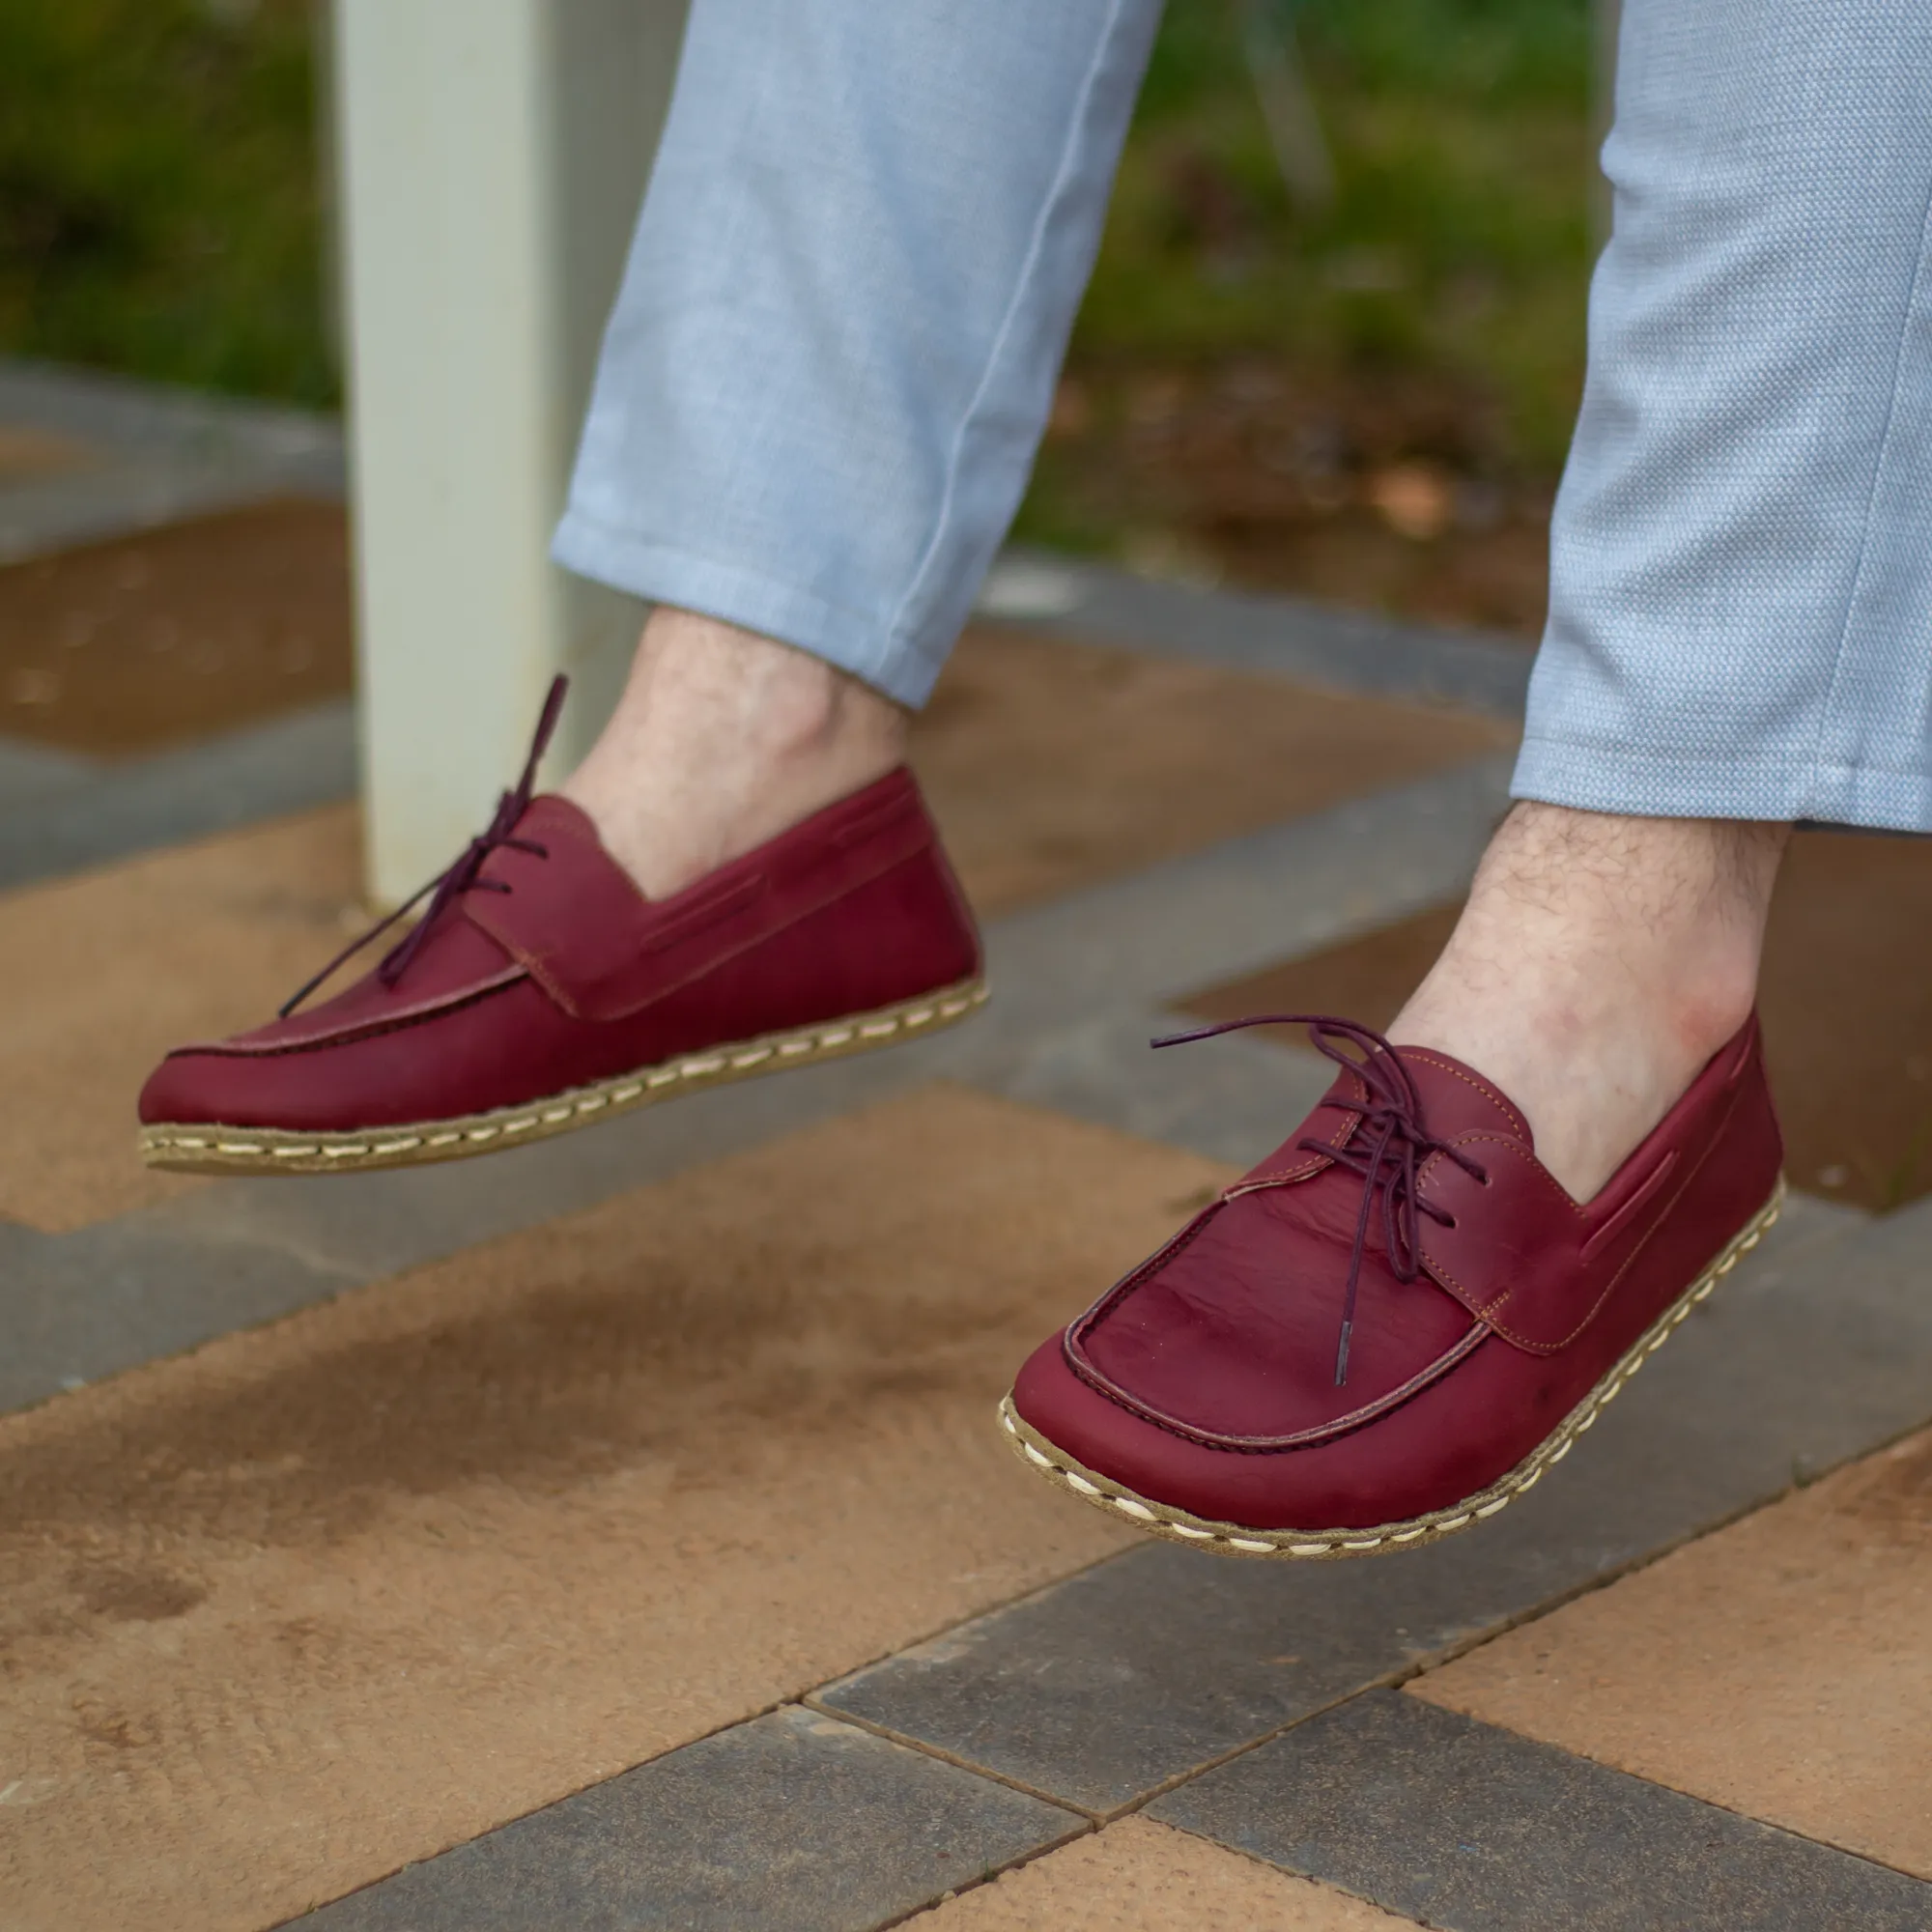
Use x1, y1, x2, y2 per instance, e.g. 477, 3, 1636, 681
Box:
562, 608, 908, 895
1392, 804, 1788, 1199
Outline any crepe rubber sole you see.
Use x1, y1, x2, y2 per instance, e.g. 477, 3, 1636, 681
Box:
1001, 1176, 1785, 1561
140, 977, 988, 1177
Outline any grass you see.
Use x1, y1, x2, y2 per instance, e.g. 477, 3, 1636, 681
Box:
0, 0, 330, 405
0, 0, 1595, 612
1087, 1, 1592, 461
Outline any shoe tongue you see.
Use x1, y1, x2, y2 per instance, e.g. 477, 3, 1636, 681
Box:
1241, 1040, 1532, 1183
492, 794, 630, 880
1386, 1043, 1534, 1147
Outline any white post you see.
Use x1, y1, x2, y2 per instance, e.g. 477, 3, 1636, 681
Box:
331, 0, 687, 904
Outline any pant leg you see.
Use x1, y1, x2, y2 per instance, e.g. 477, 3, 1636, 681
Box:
554, 0, 1160, 708
1514, 0, 1932, 830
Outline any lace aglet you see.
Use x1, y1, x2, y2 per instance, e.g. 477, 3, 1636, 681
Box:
1333, 1322, 1353, 1387
1150, 1023, 1217, 1051
277, 977, 325, 1021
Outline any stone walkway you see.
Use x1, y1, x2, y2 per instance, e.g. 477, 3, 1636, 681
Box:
3, 361, 1930, 1931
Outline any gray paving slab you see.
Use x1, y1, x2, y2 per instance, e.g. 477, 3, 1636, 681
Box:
0, 357, 342, 482
815, 1193, 1922, 1816
0, 1213, 357, 1413
1150, 1690, 1932, 1931
287, 1705, 1082, 1932
971, 753, 1513, 1034
0, 356, 344, 563
984, 1009, 1337, 1168
0, 460, 308, 566
980, 546, 1533, 720
0, 696, 355, 892
0, 733, 95, 809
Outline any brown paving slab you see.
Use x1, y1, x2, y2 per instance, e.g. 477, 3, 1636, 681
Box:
914, 1816, 1416, 1930
913, 624, 1514, 918
0, 499, 353, 754
1411, 1426, 1932, 1879
1181, 830, 1932, 1212
0, 1086, 1219, 1932
0, 804, 364, 1231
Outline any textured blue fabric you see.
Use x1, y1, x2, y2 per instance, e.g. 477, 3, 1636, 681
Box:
564, 0, 1932, 827
1515, 0, 1932, 829
554, 0, 1160, 707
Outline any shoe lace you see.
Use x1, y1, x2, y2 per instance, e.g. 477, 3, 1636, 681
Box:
278, 674, 569, 1018
1152, 1013, 1490, 1386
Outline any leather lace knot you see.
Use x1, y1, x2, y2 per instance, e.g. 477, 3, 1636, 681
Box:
279, 675, 569, 1018
1153, 1013, 1489, 1385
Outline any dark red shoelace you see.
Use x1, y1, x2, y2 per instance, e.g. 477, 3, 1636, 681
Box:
1153, 1013, 1489, 1386
278, 674, 569, 1018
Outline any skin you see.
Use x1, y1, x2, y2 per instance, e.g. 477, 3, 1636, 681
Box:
561, 606, 907, 899
565, 608, 1790, 1203
1390, 805, 1787, 1200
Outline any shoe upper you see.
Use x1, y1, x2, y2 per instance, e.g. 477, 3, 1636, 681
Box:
138, 767, 981, 1132
1013, 1016, 1783, 1531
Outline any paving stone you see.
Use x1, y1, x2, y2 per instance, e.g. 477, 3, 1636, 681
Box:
984, 1007, 1336, 1167
0, 1088, 1188, 1932
0, 501, 355, 759
0, 357, 342, 486
912, 624, 1512, 920
981, 546, 1532, 720
911, 1815, 1413, 1929
970, 754, 1513, 1040
0, 358, 342, 564
1149, 1692, 1932, 1931
816, 1196, 1924, 1816
1414, 1424, 1932, 1878
0, 1213, 356, 1412
296, 1708, 1081, 1932
0, 733, 94, 808
0, 696, 355, 895
815, 1537, 1499, 1816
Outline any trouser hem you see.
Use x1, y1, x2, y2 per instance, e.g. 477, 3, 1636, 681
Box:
552, 510, 947, 708
1511, 735, 1932, 833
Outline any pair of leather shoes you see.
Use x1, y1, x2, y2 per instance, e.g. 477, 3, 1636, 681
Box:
138, 689, 1784, 1556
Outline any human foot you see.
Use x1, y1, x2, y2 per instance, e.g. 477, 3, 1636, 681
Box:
1005, 1012, 1783, 1559
137, 679, 983, 1175
1388, 804, 1788, 1201
561, 607, 910, 898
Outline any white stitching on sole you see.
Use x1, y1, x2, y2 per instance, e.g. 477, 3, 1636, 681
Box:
1001, 1180, 1782, 1560
141, 980, 990, 1173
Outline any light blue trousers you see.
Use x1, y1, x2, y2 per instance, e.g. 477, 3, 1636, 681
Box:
555, 0, 1932, 831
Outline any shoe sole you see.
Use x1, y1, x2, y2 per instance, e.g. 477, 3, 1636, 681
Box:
139, 977, 989, 1177
1000, 1176, 1784, 1561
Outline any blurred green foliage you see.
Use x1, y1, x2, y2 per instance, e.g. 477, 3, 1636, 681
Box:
1079, 0, 1594, 467
0, 0, 1591, 476
0, 0, 330, 404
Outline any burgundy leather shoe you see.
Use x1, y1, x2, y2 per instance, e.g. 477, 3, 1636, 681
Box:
1004, 1012, 1783, 1559
139, 679, 984, 1175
